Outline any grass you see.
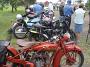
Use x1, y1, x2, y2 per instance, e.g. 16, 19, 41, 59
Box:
0, 6, 25, 40
79, 36, 90, 65
0, 6, 25, 46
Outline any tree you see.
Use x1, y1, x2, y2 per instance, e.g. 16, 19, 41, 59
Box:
9, 0, 20, 12
22, 0, 36, 7
88, 0, 90, 9
0, 0, 9, 10
86, 0, 90, 9
0, 0, 36, 12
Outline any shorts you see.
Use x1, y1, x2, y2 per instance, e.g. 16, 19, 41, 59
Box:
74, 24, 83, 33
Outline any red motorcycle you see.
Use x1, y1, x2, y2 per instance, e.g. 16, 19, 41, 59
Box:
0, 33, 84, 67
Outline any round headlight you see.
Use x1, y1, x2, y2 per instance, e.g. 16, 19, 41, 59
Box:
16, 14, 23, 20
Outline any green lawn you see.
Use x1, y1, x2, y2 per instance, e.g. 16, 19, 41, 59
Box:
0, 6, 25, 40
79, 36, 90, 65
0, 6, 25, 45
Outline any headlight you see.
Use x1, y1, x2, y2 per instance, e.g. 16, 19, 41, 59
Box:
16, 14, 23, 20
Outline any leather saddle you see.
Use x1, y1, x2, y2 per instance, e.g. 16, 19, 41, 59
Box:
17, 39, 40, 47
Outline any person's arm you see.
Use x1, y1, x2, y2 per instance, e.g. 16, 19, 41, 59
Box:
83, 10, 86, 19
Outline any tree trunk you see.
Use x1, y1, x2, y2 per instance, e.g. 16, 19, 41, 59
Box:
11, 5, 14, 12
0, 4, 4, 11
15, 7, 17, 11
11, 4, 17, 12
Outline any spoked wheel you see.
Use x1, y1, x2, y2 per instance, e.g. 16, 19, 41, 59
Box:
5, 50, 23, 67
60, 51, 84, 67
13, 25, 27, 39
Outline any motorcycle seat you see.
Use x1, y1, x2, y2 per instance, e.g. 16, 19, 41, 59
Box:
16, 39, 39, 47
33, 23, 46, 28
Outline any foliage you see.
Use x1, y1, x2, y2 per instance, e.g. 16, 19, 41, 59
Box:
21, 0, 36, 7
0, 0, 36, 12
0, 0, 9, 10
85, 0, 90, 10
88, 0, 90, 8
0, 6, 24, 39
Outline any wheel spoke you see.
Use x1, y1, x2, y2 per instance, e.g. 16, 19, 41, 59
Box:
60, 51, 84, 67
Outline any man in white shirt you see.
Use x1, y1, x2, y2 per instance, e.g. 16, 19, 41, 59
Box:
74, 4, 85, 43
48, 2, 53, 11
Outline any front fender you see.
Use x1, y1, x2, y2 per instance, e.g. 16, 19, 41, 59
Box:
53, 45, 82, 67
12, 21, 23, 29
12, 22, 18, 28
7, 46, 20, 58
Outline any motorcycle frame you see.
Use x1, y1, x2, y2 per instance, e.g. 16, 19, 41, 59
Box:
7, 46, 35, 67
6, 36, 82, 67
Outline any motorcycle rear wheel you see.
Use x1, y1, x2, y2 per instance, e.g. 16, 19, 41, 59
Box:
59, 51, 84, 67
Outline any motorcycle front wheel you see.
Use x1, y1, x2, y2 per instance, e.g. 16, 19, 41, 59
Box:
13, 25, 27, 39
59, 51, 84, 67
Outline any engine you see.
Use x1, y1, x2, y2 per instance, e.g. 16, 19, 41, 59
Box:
25, 51, 53, 67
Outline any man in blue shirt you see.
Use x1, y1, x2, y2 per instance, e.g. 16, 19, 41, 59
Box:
33, 3, 43, 16
63, 0, 74, 28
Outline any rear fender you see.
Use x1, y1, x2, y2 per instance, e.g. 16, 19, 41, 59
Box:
7, 46, 20, 58
53, 45, 82, 67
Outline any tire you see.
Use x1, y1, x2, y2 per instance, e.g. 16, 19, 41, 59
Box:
13, 25, 27, 39
59, 51, 84, 67
6, 50, 23, 67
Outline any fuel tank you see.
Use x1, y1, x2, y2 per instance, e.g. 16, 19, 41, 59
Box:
32, 42, 58, 51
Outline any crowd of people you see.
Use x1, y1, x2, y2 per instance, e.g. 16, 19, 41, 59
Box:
59, 0, 86, 43
22, 0, 86, 43
24, 1, 54, 17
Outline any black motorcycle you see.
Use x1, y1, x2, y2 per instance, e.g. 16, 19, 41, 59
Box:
53, 16, 76, 41
12, 14, 41, 39
12, 14, 76, 42
28, 16, 76, 42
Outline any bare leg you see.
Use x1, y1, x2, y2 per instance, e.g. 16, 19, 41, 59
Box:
75, 32, 81, 44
